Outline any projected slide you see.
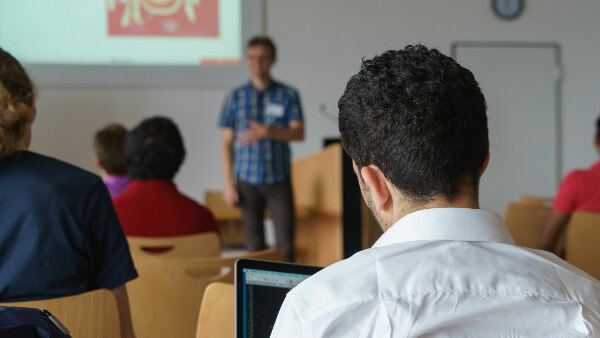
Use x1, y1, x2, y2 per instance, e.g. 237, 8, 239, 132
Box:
0, 0, 241, 66
107, 0, 218, 37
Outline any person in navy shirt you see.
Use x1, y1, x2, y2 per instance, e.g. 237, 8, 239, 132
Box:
219, 36, 304, 262
0, 48, 137, 338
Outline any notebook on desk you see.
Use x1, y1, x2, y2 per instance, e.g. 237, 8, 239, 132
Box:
234, 258, 322, 338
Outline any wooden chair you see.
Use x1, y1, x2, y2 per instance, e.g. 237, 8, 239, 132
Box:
0, 289, 120, 338
196, 282, 234, 338
504, 202, 550, 249
205, 190, 247, 246
205, 190, 247, 224
127, 232, 221, 257
518, 195, 553, 207
565, 211, 600, 280
127, 248, 282, 338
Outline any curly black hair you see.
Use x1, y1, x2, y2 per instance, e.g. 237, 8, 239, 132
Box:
124, 116, 185, 180
338, 45, 488, 202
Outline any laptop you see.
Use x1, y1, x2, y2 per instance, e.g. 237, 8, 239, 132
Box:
235, 258, 322, 338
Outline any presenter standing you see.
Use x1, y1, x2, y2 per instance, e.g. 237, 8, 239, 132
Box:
219, 36, 304, 262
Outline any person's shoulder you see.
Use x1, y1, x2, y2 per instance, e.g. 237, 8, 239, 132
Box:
515, 246, 600, 309
167, 187, 213, 215
286, 250, 378, 318
271, 80, 300, 94
0, 152, 107, 211
579, 161, 600, 180
228, 82, 252, 96
111, 183, 133, 206
562, 165, 591, 184
558, 162, 600, 193
186, 194, 213, 215
11, 151, 101, 185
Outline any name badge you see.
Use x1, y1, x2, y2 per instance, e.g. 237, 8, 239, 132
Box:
265, 102, 285, 118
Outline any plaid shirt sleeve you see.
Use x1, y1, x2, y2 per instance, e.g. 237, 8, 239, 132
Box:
218, 92, 236, 128
287, 89, 304, 123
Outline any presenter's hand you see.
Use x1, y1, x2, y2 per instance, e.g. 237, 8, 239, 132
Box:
224, 183, 239, 208
238, 121, 268, 145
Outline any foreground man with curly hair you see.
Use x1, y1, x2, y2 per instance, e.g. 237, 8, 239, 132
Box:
271, 45, 600, 337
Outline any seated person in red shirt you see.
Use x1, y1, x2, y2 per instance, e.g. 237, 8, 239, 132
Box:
540, 116, 600, 255
114, 116, 220, 237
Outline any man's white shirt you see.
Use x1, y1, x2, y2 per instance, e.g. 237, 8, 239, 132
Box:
271, 208, 600, 337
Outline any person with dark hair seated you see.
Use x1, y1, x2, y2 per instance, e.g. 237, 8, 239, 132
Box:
0, 48, 137, 338
113, 116, 219, 237
271, 45, 600, 336
93, 123, 130, 199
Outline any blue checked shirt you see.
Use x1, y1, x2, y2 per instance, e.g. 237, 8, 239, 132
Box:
218, 80, 304, 185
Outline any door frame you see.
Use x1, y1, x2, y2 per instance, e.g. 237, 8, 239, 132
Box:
451, 41, 563, 185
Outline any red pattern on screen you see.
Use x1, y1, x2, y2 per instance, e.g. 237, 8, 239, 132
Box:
107, 0, 219, 37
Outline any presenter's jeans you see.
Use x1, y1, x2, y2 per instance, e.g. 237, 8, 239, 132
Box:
238, 179, 295, 262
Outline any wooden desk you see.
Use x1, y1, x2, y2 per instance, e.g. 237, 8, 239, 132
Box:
212, 207, 312, 221
207, 190, 313, 246
212, 209, 241, 221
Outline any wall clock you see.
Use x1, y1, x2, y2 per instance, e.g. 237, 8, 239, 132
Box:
492, 0, 525, 21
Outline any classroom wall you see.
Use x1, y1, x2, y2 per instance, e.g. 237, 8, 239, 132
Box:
30, 0, 600, 203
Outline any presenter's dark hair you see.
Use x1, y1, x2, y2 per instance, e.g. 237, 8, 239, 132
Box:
94, 123, 128, 175
596, 116, 600, 137
0, 48, 35, 160
124, 116, 185, 180
338, 45, 488, 202
247, 36, 277, 59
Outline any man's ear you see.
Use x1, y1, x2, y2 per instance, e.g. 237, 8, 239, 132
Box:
360, 166, 391, 210
95, 158, 103, 170
30, 102, 36, 121
480, 151, 490, 177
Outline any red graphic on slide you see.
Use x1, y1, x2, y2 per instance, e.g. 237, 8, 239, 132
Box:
107, 0, 219, 37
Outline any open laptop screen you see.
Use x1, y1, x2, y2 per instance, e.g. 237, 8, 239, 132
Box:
235, 259, 322, 338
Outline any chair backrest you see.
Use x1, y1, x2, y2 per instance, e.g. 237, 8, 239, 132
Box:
205, 191, 233, 213
504, 202, 550, 249
565, 211, 600, 280
0, 289, 120, 338
196, 282, 234, 338
205, 190, 245, 221
127, 232, 221, 257
518, 195, 553, 207
127, 248, 282, 338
